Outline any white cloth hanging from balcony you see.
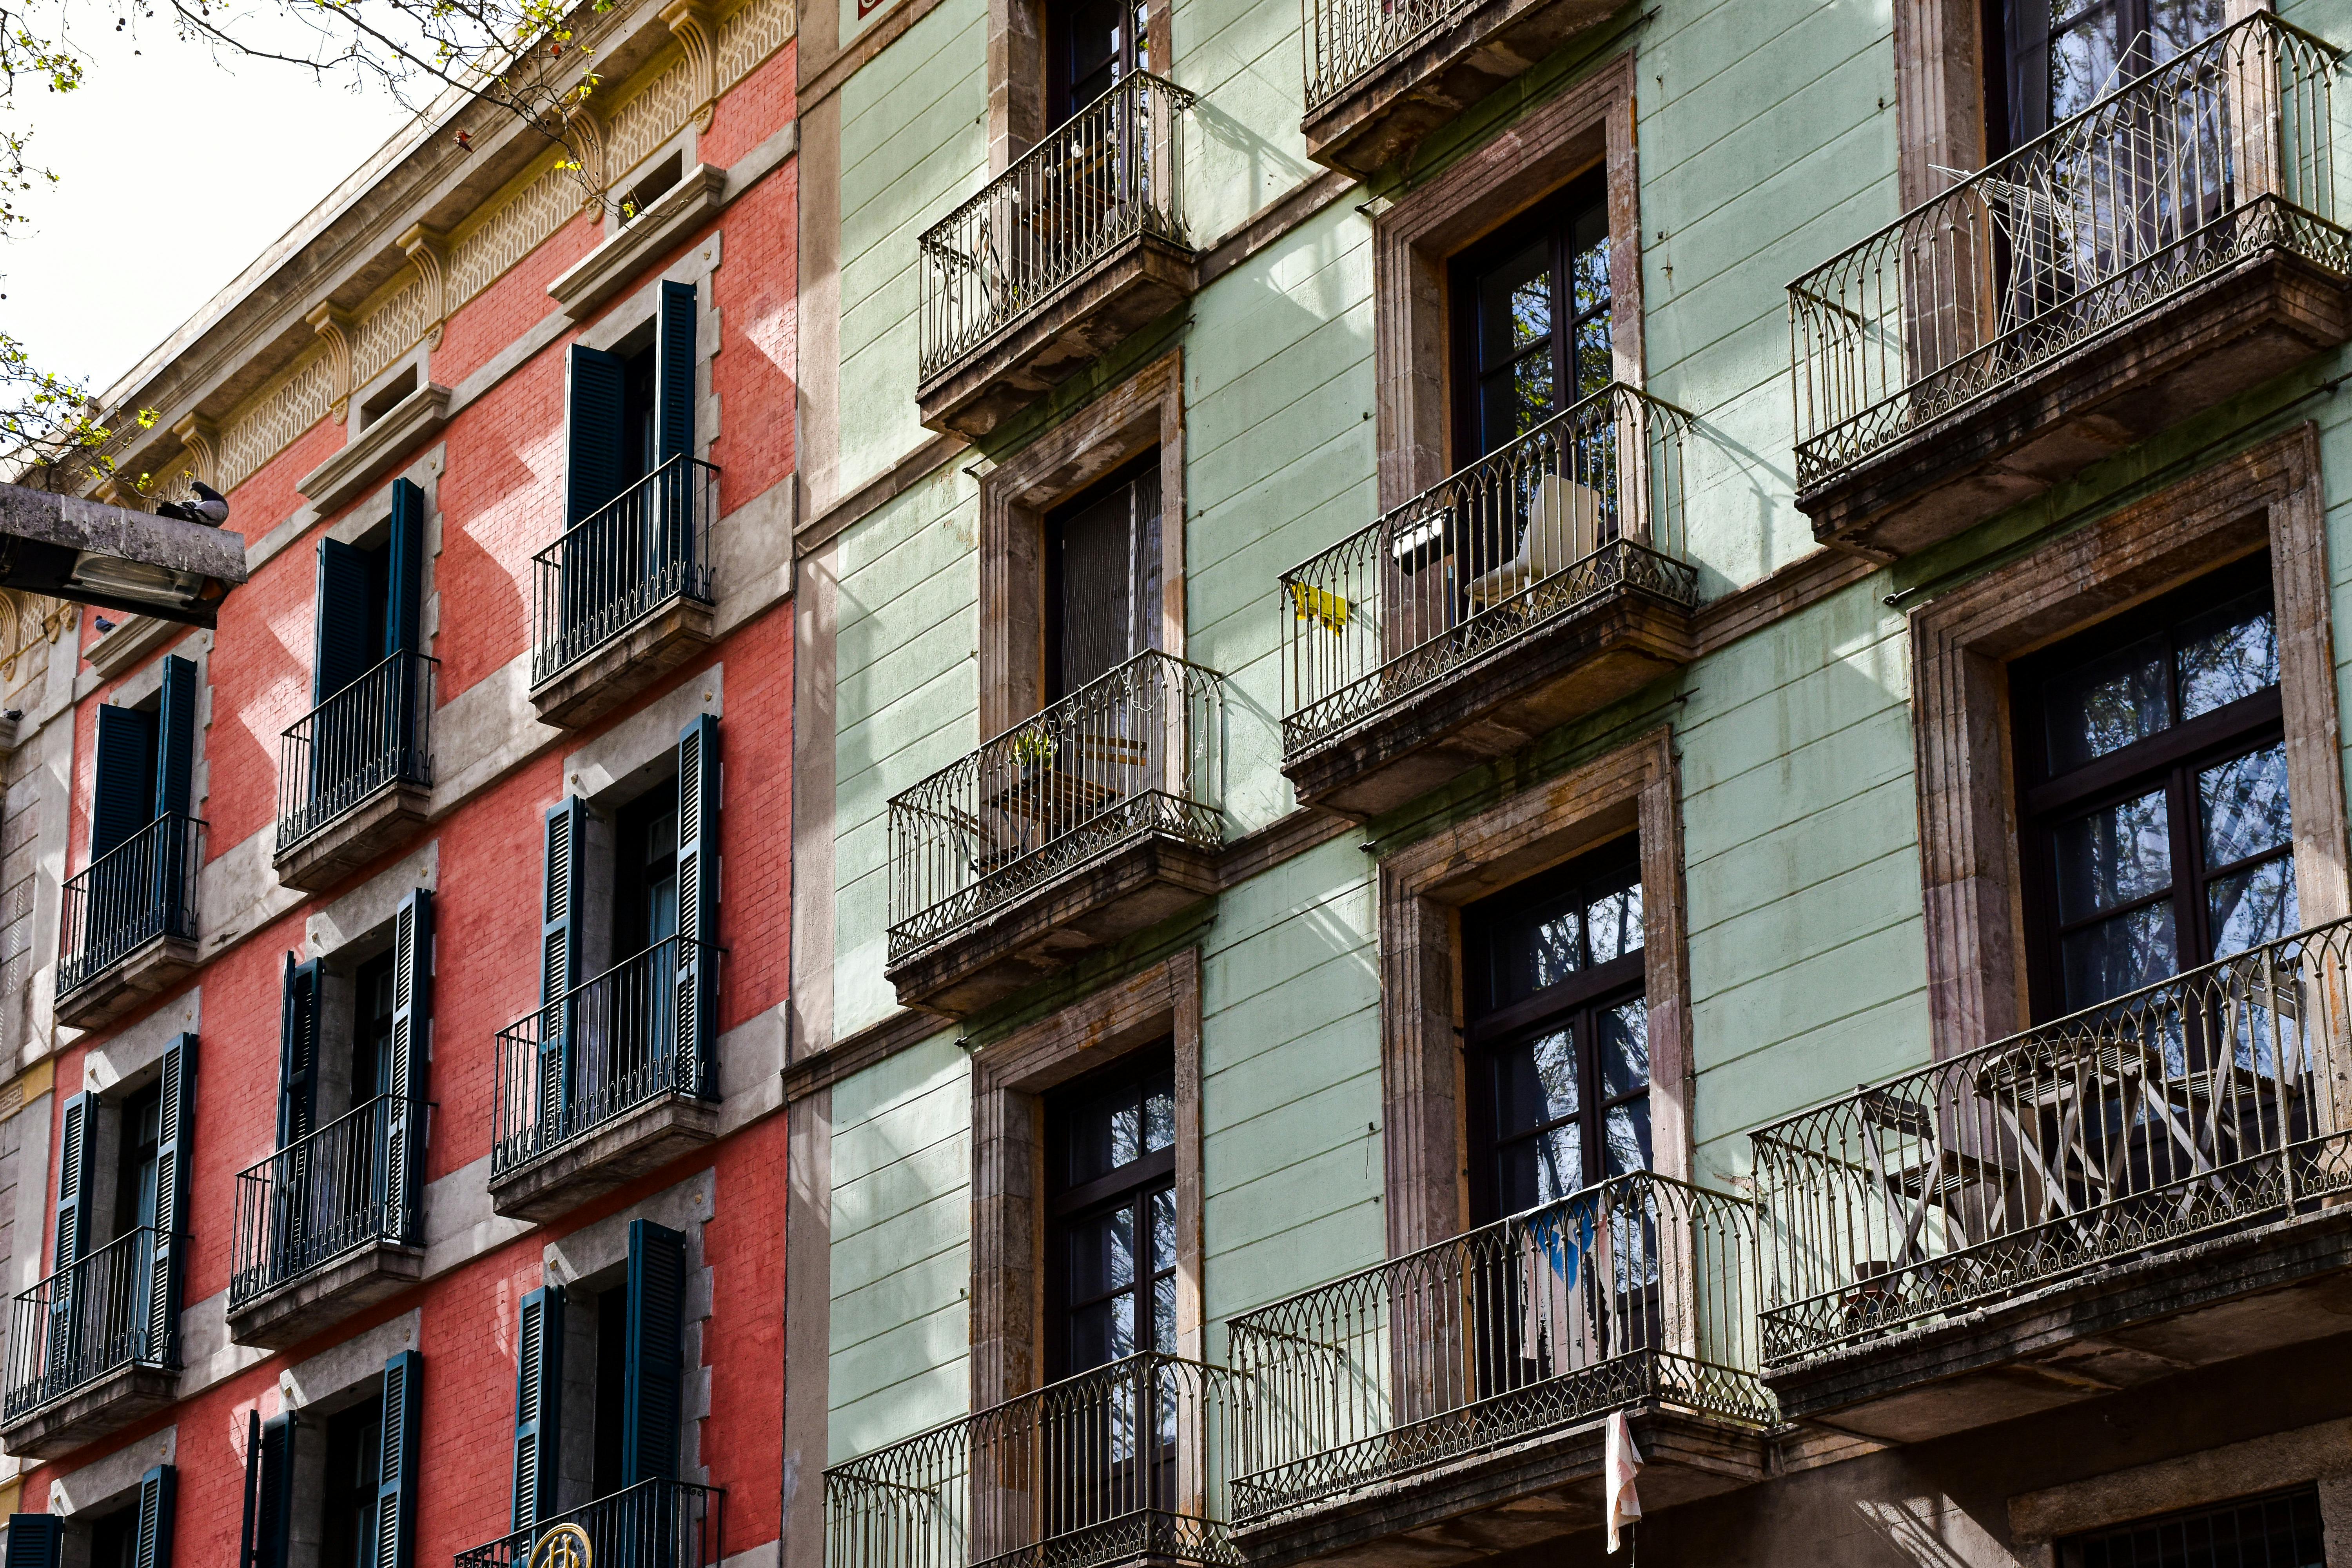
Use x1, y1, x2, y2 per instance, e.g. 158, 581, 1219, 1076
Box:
1605, 1408, 1644, 1553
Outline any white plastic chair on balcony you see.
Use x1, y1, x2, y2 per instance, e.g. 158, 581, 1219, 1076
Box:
1465, 474, 1605, 611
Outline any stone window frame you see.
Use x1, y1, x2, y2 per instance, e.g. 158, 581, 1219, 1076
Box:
976, 351, 1186, 739
1372, 51, 1643, 512
985, 0, 1174, 172
1911, 423, 2348, 1062
1377, 727, 1691, 1256
967, 947, 1205, 1409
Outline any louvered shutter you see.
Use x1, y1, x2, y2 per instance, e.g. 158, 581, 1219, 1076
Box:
144, 1034, 195, 1367
153, 655, 196, 820
623, 1219, 687, 1484
278, 956, 322, 1148
47, 1092, 93, 1391
385, 890, 431, 1238
566, 347, 628, 528
656, 282, 696, 466
386, 480, 426, 659
511, 1285, 565, 1532
539, 799, 587, 1140
3, 1514, 61, 1568
91, 704, 157, 860
252, 1417, 292, 1568
376, 1350, 422, 1568
133, 1463, 175, 1568
675, 715, 719, 1097
314, 538, 375, 705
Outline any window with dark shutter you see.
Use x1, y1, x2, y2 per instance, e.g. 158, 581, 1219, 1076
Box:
2, 1514, 62, 1568
1046, 459, 1161, 701
144, 1035, 194, 1368
90, 706, 158, 862
279, 956, 323, 1149
568, 347, 629, 528
675, 716, 718, 1094
131, 1466, 173, 1568
512, 1285, 565, 1531
374, 1350, 422, 1568
385, 890, 432, 1231
656, 282, 696, 468
242, 1414, 293, 1568
623, 1220, 687, 1485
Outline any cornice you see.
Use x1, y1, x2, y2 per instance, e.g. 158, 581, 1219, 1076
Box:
548, 162, 728, 319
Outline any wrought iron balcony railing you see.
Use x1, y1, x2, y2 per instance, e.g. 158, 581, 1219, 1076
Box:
57, 812, 200, 998
532, 456, 718, 686
919, 72, 1195, 384
1224, 1170, 1770, 1523
492, 934, 720, 1178
276, 649, 437, 853
887, 650, 1226, 962
1279, 382, 1694, 757
1788, 13, 2347, 491
1750, 916, 2352, 1367
1302, 0, 1466, 111
4, 1227, 178, 1422
229, 1094, 426, 1308
454, 1478, 724, 1568
826, 1354, 1245, 1568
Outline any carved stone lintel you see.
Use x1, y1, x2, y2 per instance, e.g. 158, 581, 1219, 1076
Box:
662, 0, 719, 129
169, 414, 220, 489
306, 301, 357, 423
397, 225, 450, 350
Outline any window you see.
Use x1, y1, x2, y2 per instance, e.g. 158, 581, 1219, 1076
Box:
2060, 1487, 2325, 1568
89, 654, 196, 861
2012, 556, 2292, 1016
1046, 1054, 1175, 1378
615, 777, 682, 957
1450, 179, 1612, 464
359, 365, 419, 429
1049, 0, 1146, 123
1046, 459, 1161, 701
354, 947, 397, 1103
87, 1499, 141, 1568
1994, 0, 2225, 152
1463, 842, 1650, 1224
591, 1281, 631, 1500
110, 1081, 162, 1242
565, 282, 695, 532
319, 1394, 385, 1568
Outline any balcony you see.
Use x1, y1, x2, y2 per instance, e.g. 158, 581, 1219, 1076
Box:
488, 934, 720, 1222
0, 1227, 180, 1459
886, 650, 1225, 1016
274, 650, 436, 892
1225, 1172, 1771, 1568
1279, 384, 1695, 819
827, 1354, 1243, 1568
226, 1094, 426, 1350
1789, 15, 2351, 560
1301, 0, 1618, 178
529, 457, 719, 730
455, 1478, 723, 1568
918, 74, 1196, 438
55, 813, 201, 1031
1751, 916, 2352, 1445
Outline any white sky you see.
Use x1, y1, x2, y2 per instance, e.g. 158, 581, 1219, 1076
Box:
7, 9, 421, 400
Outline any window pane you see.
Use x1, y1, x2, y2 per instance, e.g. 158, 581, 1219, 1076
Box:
2062, 902, 2179, 1011
1142, 1083, 1174, 1155
1569, 210, 1610, 318
1587, 883, 1643, 965
2045, 632, 2169, 771
1603, 1099, 1651, 1178
1495, 1027, 1579, 1134
2200, 743, 2292, 872
1068, 1207, 1136, 1299
1599, 997, 1649, 1102
2054, 789, 2172, 924
2069, 1486, 2323, 1568
2209, 859, 2298, 962
2049, 0, 2125, 124
1573, 312, 1613, 405
1499, 1125, 1584, 1212
2177, 590, 2278, 722
1152, 1273, 1176, 1356
1069, 1294, 1135, 1370
1479, 240, 1553, 367
2147, 0, 2226, 66
1148, 1187, 1175, 1273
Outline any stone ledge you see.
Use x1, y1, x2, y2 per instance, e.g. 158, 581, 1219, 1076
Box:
530, 595, 717, 730
1764, 1200, 2352, 1446
1798, 242, 2352, 561
83, 615, 189, 681
886, 832, 1222, 1016
488, 1093, 721, 1223
0, 1360, 178, 1462
295, 382, 453, 519
549, 163, 727, 321
225, 1240, 425, 1351
917, 234, 1197, 439
1281, 585, 1697, 820
274, 779, 432, 894
1301, 0, 1619, 179
56, 933, 201, 1032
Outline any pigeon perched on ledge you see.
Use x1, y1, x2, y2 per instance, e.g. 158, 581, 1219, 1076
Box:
156, 481, 229, 528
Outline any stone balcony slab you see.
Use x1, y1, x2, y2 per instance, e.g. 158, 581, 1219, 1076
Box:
225, 1240, 425, 1352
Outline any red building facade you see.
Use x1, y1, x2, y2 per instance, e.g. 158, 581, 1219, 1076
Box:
0, 3, 798, 1563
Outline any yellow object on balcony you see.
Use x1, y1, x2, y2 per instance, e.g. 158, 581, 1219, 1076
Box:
1287, 580, 1350, 632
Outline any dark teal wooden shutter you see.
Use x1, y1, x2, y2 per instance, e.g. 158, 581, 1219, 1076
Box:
153, 655, 196, 820
511, 1285, 564, 1532
539, 800, 587, 1136
52, 1091, 91, 1273
314, 537, 374, 704
623, 1219, 686, 1484
3, 1514, 61, 1568
145, 1034, 194, 1366
377, 1350, 421, 1568
656, 281, 696, 466
675, 715, 718, 1096
566, 346, 627, 527
133, 1463, 175, 1568
91, 704, 158, 860
252, 1416, 292, 1568
278, 956, 321, 1148
386, 890, 431, 1236
386, 480, 426, 659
